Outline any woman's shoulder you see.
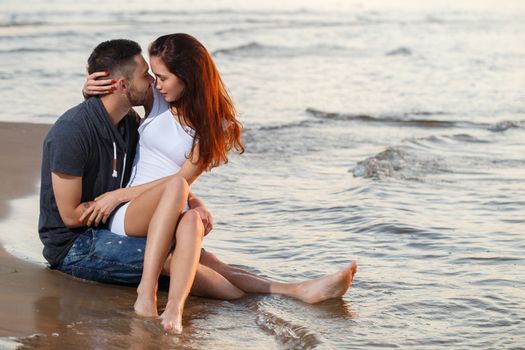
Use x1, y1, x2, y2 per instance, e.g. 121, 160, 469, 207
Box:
145, 86, 169, 120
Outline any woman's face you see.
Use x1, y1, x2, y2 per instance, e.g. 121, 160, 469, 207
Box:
150, 55, 185, 103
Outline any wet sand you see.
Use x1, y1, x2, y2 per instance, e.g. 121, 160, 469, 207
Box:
0, 122, 151, 347
0, 122, 257, 349
0, 121, 48, 335
0, 122, 354, 349
0, 122, 59, 336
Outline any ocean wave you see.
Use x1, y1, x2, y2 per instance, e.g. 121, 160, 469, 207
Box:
351, 145, 449, 180
307, 108, 455, 128
386, 47, 412, 56
307, 108, 525, 132
352, 147, 407, 178
488, 121, 522, 132
256, 119, 322, 131
212, 42, 349, 58
213, 42, 268, 56
215, 18, 365, 35
0, 47, 60, 54
0, 21, 46, 28
253, 301, 321, 349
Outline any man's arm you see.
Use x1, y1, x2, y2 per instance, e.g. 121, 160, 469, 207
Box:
51, 172, 93, 228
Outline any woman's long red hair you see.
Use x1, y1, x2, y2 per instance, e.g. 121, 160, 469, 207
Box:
149, 33, 244, 173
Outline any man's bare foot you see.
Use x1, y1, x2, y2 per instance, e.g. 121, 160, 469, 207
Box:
295, 261, 358, 304
134, 290, 158, 317
159, 301, 183, 334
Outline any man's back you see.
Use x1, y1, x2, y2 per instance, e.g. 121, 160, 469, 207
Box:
39, 97, 138, 267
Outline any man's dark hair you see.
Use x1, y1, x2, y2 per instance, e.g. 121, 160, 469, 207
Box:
87, 39, 142, 79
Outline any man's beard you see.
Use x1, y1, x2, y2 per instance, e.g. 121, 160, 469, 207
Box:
126, 84, 147, 106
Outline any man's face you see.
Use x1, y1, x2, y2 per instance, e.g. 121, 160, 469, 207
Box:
126, 54, 154, 107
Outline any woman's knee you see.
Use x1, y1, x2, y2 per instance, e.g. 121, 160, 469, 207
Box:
177, 209, 204, 240
164, 175, 189, 198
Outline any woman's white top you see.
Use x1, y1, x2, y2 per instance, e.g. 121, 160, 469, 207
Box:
108, 87, 194, 236
127, 87, 195, 187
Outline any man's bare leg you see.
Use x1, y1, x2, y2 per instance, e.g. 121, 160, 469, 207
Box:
191, 264, 245, 300
199, 251, 358, 304
162, 251, 357, 303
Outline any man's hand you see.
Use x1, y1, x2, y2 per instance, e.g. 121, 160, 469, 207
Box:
193, 206, 214, 236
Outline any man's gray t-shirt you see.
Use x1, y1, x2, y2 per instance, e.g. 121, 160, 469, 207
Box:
39, 97, 138, 267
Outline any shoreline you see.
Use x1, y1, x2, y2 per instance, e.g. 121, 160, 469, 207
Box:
0, 122, 50, 221
0, 121, 47, 337
0, 121, 53, 337
0, 122, 139, 341
0, 121, 207, 346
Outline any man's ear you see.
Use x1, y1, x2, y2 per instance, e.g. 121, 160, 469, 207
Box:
113, 78, 126, 91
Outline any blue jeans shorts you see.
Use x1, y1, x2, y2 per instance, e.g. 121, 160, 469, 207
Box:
57, 229, 146, 285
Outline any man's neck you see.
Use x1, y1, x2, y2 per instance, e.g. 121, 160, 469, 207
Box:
100, 95, 131, 126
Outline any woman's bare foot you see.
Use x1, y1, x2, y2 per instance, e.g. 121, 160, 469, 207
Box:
295, 261, 358, 304
159, 301, 183, 334
134, 288, 158, 317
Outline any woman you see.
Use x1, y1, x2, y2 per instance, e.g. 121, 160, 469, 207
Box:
83, 33, 358, 335
81, 33, 243, 334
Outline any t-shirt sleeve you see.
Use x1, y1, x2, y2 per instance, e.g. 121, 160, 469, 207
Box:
47, 120, 89, 177
151, 85, 169, 115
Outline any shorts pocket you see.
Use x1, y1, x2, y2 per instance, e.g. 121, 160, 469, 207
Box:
61, 232, 94, 267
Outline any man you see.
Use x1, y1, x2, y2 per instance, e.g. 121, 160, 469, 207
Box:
40, 38, 357, 334
39, 39, 149, 279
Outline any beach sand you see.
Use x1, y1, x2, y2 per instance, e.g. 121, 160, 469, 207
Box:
0, 122, 256, 349
0, 122, 142, 346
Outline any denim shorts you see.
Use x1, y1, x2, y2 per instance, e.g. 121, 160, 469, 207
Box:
57, 228, 147, 285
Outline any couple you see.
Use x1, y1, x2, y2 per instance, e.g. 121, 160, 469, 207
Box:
38, 33, 357, 334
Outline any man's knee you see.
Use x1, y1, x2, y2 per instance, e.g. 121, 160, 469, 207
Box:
200, 250, 228, 271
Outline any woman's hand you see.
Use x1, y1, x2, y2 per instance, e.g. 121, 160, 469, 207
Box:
83, 71, 116, 98
78, 189, 125, 227
193, 206, 214, 236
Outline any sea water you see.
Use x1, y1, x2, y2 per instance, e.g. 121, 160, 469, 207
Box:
0, 0, 524, 348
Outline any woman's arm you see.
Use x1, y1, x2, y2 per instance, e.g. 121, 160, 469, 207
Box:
177, 143, 202, 185
80, 175, 174, 225
80, 153, 203, 225
188, 192, 213, 235
83, 71, 154, 116
82, 71, 115, 97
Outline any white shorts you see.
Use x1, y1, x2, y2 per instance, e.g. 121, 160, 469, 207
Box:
108, 201, 190, 236
108, 202, 131, 236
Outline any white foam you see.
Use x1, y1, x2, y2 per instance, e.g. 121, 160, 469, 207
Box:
0, 193, 46, 265
0, 337, 22, 350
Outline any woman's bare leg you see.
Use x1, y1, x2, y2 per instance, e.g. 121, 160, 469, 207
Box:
133, 176, 189, 318
123, 176, 183, 237
158, 210, 203, 334
199, 251, 358, 303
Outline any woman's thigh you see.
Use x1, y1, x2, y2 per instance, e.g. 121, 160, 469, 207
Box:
123, 181, 168, 236
124, 176, 188, 237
